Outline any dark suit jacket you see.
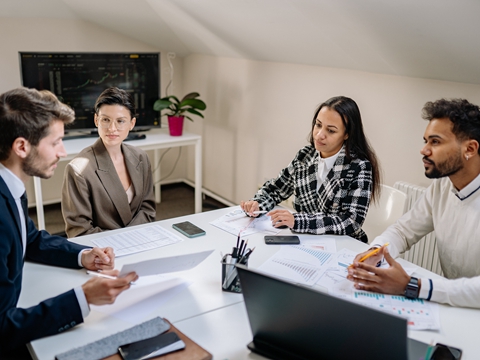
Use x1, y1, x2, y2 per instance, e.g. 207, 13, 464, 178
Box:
0, 176, 88, 356
253, 145, 372, 242
62, 138, 156, 237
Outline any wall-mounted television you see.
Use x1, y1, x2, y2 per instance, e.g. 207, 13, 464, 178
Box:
19, 52, 160, 133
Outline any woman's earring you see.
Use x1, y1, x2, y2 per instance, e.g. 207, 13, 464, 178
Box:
466, 155, 469, 161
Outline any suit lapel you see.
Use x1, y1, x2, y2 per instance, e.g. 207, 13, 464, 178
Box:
92, 139, 133, 226
123, 144, 143, 212
0, 176, 23, 240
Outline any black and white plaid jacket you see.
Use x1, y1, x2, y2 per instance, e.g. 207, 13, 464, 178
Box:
252, 145, 372, 242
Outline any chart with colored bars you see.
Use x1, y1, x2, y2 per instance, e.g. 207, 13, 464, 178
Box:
257, 246, 335, 286
344, 290, 440, 330
291, 245, 332, 266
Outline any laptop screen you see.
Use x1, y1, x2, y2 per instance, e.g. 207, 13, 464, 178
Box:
236, 265, 428, 360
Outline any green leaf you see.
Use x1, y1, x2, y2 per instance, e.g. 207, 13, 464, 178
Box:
153, 99, 173, 111
186, 108, 204, 118
182, 92, 200, 101
178, 99, 206, 110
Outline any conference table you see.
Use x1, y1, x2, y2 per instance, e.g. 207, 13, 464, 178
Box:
19, 207, 480, 359
32, 128, 202, 230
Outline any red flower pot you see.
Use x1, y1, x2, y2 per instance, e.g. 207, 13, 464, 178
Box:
168, 116, 184, 136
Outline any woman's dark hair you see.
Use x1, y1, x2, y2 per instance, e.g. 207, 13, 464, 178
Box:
422, 98, 480, 148
308, 96, 381, 203
94, 87, 136, 118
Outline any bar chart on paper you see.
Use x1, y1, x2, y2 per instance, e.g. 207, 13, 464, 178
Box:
336, 289, 441, 331
257, 246, 335, 286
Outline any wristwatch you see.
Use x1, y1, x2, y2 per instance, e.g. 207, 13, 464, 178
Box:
404, 277, 420, 299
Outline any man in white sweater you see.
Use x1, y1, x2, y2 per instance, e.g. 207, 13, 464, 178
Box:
347, 98, 480, 308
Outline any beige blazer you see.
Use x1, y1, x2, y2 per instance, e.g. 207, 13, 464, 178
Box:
62, 138, 156, 237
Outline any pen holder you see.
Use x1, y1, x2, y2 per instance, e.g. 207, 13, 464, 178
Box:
221, 259, 247, 293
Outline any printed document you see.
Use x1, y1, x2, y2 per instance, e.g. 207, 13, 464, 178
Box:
257, 245, 335, 286
258, 246, 439, 330
91, 224, 183, 257
210, 206, 281, 236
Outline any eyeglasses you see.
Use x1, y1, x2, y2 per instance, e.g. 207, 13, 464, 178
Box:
97, 117, 130, 130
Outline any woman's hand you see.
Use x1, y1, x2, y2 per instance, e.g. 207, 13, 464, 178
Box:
240, 200, 261, 217
268, 209, 294, 228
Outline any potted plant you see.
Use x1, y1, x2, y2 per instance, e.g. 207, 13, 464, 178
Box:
153, 92, 207, 136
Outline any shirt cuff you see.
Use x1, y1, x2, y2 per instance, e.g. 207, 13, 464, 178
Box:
74, 286, 90, 320
78, 249, 89, 267
419, 277, 432, 300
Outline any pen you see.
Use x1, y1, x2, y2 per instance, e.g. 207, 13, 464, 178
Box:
86, 270, 117, 280
348, 243, 390, 268
251, 210, 267, 214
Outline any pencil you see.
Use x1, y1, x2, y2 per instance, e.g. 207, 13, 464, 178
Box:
348, 242, 389, 268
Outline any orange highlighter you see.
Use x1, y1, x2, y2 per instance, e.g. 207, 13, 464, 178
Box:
349, 242, 389, 268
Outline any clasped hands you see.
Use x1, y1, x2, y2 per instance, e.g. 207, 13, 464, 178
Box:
240, 200, 294, 229
81, 247, 138, 305
347, 246, 412, 296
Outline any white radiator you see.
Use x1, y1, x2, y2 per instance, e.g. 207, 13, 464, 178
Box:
393, 181, 443, 275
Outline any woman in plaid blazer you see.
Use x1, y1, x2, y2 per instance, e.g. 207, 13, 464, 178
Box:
241, 96, 381, 243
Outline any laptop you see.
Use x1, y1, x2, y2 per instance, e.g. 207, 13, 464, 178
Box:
236, 265, 430, 360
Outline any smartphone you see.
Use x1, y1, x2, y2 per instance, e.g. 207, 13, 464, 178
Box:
264, 235, 300, 245
430, 343, 462, 360
172, 221, 206, 238
118, 332, 185, 360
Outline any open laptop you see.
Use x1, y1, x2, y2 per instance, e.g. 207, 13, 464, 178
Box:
236, 265, 430, 360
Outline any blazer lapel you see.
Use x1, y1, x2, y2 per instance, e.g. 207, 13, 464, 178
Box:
92, 139, 133, 226
0, 176, 23, 240
318, 146, 347, 206
122, 144, 143, 212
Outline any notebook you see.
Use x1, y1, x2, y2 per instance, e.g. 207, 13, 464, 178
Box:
236, 265, 430, 360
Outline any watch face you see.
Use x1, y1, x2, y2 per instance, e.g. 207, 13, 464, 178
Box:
405, 277, 419, 299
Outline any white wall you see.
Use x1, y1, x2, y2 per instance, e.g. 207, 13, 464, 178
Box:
183, 54, 480, 203
0, 17, 186, 205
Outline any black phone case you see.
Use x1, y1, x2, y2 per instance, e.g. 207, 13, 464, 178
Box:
264, 235, 300, 245
118, 332, 183, 360
172, 221, 206, 238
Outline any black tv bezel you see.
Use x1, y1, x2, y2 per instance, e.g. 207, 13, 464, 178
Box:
18, 51, 161, 133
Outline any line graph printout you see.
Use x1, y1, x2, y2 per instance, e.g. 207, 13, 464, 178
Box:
257, 245, 335, 286
91, 225, 183, 257
210, 206, 281, 236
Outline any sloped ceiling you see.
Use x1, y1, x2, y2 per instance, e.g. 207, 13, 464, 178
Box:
2, 0, 480, 84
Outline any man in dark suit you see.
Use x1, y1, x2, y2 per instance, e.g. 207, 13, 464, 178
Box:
0, 87, 138, 359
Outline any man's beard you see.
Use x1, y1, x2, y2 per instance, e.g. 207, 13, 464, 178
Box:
22, 147, 57, 179
423, 150, 463, 179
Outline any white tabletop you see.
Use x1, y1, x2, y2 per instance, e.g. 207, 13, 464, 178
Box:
61, 129, 201, 161
19, 207, 480, 359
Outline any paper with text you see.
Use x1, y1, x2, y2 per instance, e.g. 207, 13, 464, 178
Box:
257, 245, 335, 286
91, 225, 183, 257
210, 206, 281, 236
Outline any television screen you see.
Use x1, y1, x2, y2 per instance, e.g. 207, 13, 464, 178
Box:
19, 52, 160, 132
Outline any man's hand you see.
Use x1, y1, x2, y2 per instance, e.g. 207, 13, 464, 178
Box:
353, 246, 385, 266
240, 200, 261, 217
268, 209, 294, 228
81, 247, 115, 271
347, 248, 411, 295
82, 270, 138, 305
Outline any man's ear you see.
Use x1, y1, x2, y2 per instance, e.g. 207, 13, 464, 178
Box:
464, 139, 479, 160
11, 137, 31, 160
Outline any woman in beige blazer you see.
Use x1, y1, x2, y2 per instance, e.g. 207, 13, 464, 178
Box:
62, 87, 156, 237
